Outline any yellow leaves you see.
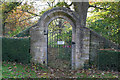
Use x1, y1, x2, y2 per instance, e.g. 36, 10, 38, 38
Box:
82, 70, 85, 73
88, 68, 91, 70
18, 10, 23, 13
43, 73, 47, 75
107, 6, 112, 10
113, 75, 118, 78
17, 6, 21, 9
2, 2, 36, 36
32, 65, 36, 69
92, 19, 96, 22
92, 75, 95, 77
13, 76, 16, 78
39, 73, 49, 78
89, 1, 96, 5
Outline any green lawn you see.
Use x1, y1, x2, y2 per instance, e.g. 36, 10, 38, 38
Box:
2, 61, 38, 78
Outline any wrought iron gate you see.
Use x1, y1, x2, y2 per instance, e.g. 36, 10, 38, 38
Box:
47, 18, 72, 69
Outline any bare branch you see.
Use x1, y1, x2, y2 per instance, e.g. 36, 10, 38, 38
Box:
0, 0, 5, 5
69, 2, 73, 6
89, 5, 107, 10
47, 0, 55, 7
5, 16, 39, 24
64, 2, 70, 9
51, 0, 55, 7
47, 2, 51, 7
3, 2, 22, 14
19, 16, 39, 22
20, 9, 39, 16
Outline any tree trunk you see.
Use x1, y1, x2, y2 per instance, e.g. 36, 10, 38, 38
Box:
73, 2, 89, 27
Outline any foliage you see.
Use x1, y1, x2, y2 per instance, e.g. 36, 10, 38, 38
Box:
2, 37, 31, 64
87, 2, 120, 44
54, 2, 71, 9
97, 49, 120, 71
14, 26, 31, 37
47, 1, 120, 45
2, 2, 37, 36
2, 2, 22, 21
2, 2, 22, 35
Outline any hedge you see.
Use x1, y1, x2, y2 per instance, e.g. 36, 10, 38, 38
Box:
2, 37, 31, 64
97, 49, 120, 71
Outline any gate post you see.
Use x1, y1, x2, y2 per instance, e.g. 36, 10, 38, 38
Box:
75, 22, 84, 69
30, 26, 47, 65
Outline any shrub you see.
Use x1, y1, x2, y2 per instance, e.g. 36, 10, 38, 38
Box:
2, 37, 31, 64
97, 49, 120, 71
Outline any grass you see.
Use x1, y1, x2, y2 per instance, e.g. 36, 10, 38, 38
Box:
2, 61, 119, 78
2, 61, 38, 78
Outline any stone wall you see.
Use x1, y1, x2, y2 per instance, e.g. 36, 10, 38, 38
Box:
86, 28, 119, 65
81, 27, 119, 66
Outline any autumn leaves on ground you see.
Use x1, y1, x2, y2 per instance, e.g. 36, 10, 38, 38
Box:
2, 61, 119, 78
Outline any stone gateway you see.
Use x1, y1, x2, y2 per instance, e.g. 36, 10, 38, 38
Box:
30, 7, 118, 70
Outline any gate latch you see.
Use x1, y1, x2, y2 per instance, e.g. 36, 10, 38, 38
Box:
72, 42, 75, 44
44, 30, 47, 35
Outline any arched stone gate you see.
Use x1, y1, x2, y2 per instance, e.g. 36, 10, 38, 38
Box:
30, 7, 90, 69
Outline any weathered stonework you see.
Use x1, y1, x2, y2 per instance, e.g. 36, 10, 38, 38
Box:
30, 7, 88, 69
30, 7, 119, 70
89, 29, 119, 65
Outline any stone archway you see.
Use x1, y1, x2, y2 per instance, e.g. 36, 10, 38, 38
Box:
30, 7, 89, 69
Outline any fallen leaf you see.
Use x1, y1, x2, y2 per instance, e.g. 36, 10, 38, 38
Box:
43, 73, 47, 75
9, 69, 12, 71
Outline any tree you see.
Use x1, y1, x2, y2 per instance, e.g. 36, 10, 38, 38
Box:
87, 2, 120, 44
2, 2, 22, 35
2, 1, 39, 36
2, 1, 119, 44
54, 1, 119, 44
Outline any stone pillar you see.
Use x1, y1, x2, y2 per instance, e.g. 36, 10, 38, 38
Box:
75, 22, 84, 69
30, 26, 47, 65
75, 26, 90, 69
80, 28, 90, 68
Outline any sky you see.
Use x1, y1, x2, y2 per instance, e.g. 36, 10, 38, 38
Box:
23, 0, 94, 21
26, 0, 72, 14
24, 0, 75, 21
